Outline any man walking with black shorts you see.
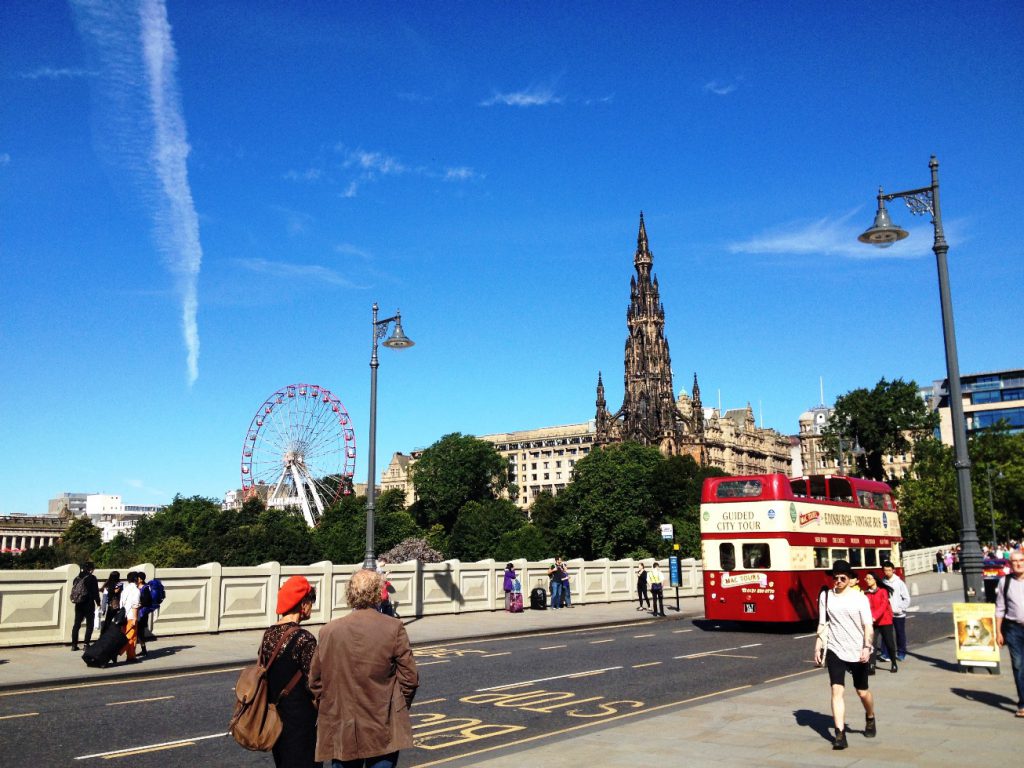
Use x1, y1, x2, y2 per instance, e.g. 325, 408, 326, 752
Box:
814, 560, 876, 750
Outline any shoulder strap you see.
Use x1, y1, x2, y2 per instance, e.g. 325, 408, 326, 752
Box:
263, 625, 301, 669
1006, 573, 1014, 603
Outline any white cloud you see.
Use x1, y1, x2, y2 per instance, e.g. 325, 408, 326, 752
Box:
344, 149, 407, 175
480, 85, 563, 107
284, 167, 323, 182
19, 66, 96, 80
334, 243, 371, 260
271, 205, 314, 235
727, 209, 937, 260
443, 166, 479, 181
234, 257, 356, 287
72, 0, 204, 387
704, 79, 739, 96
341, 180, 358, 198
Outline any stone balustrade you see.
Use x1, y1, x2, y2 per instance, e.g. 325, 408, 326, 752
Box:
0, 546, 951, 648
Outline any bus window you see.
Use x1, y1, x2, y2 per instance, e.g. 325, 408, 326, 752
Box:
882, 494, 895, 511
808, 475, 827, 500
849, 548, 863, 567
832, 548, 848, 563
790, 478, 808, 498
865, 548, 878, 567
857, 490, 873, 509
716, 480, 762, 498
742, 543, 771, 569
719, 543, 736, 571
814, 547, 830, 568
828, 477, 854, 503
880, 549, 891, 565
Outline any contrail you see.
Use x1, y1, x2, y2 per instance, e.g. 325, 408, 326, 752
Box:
71, 0, 203, 386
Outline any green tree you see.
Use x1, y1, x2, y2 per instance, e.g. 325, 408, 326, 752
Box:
650, 454, 727, 558
896, 438, 958, 548
410, 433, 512, 530
969, 426, 1024, 545
494, 524, 551, 562
822, 378, 937, 481
448, 499, 526, 561
61, 517, 103, 561
553, 442, 665, 559
93, 533, 139, 569
140, 535, 199, 568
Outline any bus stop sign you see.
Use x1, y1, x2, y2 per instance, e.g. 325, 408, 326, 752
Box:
669, 555, 681, 587
660, 523, 674, 541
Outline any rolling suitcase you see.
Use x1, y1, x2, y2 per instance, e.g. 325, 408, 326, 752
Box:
82, 623, 128, 668
509, 592, 524, 613
530, 586, 547, 610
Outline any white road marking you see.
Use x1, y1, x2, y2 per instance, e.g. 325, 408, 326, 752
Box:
793, 633, 818, 640
481, 652, 511, 658
632, 633, 656, 638
418, 660, 451, 666
589, 639, 615, 644
539, 644, 566, 650
671, 643, 761, 663
74, 732, 226, 760
672, 629, 693, 634
0, 712, 38, 720
105, 695, 174, 706
631, 662, 662, 668
476, 666, 624, 692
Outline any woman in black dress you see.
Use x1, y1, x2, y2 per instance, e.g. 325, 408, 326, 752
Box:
99, 571, 123, 634
260, 575, 320, 768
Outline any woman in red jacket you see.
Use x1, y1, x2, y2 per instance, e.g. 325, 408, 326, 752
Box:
864, 571, 898, 674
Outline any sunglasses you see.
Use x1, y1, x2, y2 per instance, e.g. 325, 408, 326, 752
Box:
833, 575, 850, 582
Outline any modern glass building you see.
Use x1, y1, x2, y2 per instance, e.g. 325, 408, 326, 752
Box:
924, 368, 1024, 442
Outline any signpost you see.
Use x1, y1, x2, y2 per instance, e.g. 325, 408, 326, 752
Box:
662, 523, 680, 613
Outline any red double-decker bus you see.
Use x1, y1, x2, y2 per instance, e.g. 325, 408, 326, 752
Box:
700, 474, 903, 622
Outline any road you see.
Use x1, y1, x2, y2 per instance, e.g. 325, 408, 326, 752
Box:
0, 598, 954, 767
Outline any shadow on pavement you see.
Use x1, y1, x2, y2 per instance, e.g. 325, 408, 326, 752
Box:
793, 708, 834, 742
142, 645, 194, 660
950, 687, 1018, 714
905, 650, 960, 672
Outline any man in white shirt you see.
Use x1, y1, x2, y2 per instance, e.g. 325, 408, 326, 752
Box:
881, 560, 911, 661
814, 560, 876, 750
119, 570, 142, 662
995, 549, 1024, 718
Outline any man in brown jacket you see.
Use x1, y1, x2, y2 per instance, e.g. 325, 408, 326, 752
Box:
309, 568, 419, 767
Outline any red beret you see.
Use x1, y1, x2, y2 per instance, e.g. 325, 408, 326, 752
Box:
277, 575, 313, 615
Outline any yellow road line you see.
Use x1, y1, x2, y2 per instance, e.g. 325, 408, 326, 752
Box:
75, 732, 226, 760
409, 684, 753, 768
0, 712, 39, 720
0, 666, 245, 699
764, 668, 820, 684
105, 695, 175, 706
102, 742, 194, 759
411, 697, 446, 707
631, 662, 662, 668
481, 652, 511, 658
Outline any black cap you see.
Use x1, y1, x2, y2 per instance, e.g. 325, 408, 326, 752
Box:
830, 560, 854, 577
881, 560, 895, 569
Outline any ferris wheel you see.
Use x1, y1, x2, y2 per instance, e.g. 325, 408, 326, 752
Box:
240, 383, 356, 527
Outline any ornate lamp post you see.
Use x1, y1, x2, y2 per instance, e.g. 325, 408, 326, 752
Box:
858, 155, 983, 602
364, 303, 414, 570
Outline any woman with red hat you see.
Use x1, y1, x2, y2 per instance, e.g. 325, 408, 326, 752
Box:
259, 574, 321, 767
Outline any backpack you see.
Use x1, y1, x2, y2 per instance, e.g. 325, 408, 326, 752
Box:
70, 574, 89, 604
229, 626, 303, 752
148, 578, 166, 607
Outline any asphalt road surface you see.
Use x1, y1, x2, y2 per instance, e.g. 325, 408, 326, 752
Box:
0, 601, 954, 768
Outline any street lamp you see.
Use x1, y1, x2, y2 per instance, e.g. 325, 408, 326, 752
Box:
986, 468, 1004, 549
858, 155, 983, 602
364, 303, 414, 570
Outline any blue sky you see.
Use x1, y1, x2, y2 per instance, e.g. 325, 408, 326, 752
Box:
1, 1, 1022, 514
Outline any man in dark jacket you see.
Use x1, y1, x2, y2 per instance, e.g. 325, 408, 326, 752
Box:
71, 562, 101, 651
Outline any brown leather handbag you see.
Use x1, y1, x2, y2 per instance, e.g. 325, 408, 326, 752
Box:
229, 625, 304, 751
